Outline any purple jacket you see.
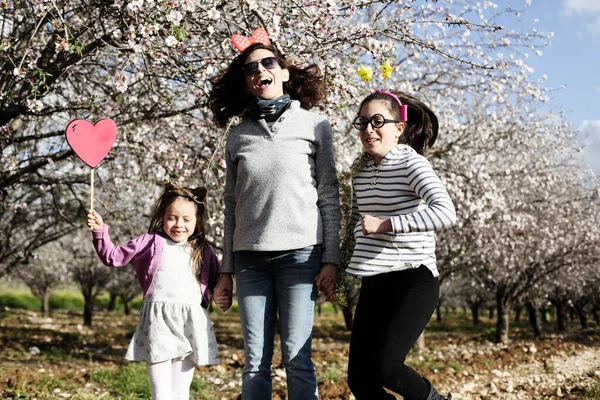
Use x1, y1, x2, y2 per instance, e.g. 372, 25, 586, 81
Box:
91, 225, 220, 306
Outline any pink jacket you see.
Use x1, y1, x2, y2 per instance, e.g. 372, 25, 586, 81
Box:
91, 225, 220, 307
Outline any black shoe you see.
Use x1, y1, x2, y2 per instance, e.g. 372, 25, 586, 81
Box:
425, 378, 452, 400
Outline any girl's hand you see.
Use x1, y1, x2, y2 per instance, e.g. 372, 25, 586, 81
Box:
214, 274, 233, 312
87, 209, 104, 231
361, 215, 392, 235
315, 263, 337, 301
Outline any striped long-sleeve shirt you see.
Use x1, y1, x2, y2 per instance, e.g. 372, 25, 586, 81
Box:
347, 144, 456, 277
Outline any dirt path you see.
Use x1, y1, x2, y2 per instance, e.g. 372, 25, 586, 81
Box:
1, 309, 599, 399
434, 336, 600, 399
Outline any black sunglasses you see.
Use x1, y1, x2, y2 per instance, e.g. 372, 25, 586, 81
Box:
353, 114, 400, 130
242, 57, 280, 76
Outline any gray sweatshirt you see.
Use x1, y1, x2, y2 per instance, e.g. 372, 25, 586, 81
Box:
221, 100, 341, 273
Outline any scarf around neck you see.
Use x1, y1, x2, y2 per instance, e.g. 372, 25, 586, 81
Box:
248, 94, 291, 120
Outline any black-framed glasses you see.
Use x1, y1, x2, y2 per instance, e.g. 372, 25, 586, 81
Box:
352, 114, 400, 130
242, 57, 279, 76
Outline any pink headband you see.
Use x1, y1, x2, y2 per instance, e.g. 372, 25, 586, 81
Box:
231, 28, 271, 52
375, 89, 408, 122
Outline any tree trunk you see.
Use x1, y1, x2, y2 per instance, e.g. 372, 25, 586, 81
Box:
342, 305, 354, 331
526, 301, 542, 338
436, 304, 442, 323
107, 293, 117, 311
495, 287, 510, 343
540, 308, 549, 323
41, 288, 51, 317
592, 305, 600, 327
488, 306, 495, 320
124, 300, 131, 315
470, 303, 480, 326
514, 306, 522, 323
555, 301, 567, 332
83, 294, 95, 327
576, 306, 588, 329
569, 309, 576, 323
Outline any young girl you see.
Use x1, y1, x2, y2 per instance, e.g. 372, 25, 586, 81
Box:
345, 90, 456, 400
87, 181, 223, 400
209, 29, 339, 400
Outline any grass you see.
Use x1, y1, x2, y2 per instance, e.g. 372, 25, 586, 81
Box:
479, 355, 497, 368
447, 362, 463, 372
1, 363, 79, 399
0, 287, 343, 317
189, 376, 220, 400
321, 365, 344, 382
32, 375, 77, 393
0, 292, 40, 309
89, 363, 219, 399
2, 289, 598, 344
0, 289, 144, 313
1, 305, 599, 399
411, 352, 444, 372
45, 347, 72, 362
90, 363, 152, 398
584, 379, 600, 400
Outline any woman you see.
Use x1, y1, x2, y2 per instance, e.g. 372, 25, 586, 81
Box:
209, 29, 340, 400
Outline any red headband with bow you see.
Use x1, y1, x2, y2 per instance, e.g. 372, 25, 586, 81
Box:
231, 28, 271, 52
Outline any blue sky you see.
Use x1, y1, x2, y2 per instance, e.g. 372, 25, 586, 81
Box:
498, 0, 600, 175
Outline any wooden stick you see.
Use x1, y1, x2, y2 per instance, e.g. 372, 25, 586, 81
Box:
90, 167, 95, 211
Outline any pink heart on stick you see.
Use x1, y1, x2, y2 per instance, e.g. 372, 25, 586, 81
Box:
65, 119, 117, 168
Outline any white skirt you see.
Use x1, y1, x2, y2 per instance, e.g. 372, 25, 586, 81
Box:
125, 301, 219, 365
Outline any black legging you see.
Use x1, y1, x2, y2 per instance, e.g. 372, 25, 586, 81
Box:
348, 265, 439, 400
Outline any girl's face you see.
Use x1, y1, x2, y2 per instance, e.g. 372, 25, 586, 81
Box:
162, 197, 197, 243
357, 100, 405, 165
243, 48, 289, 100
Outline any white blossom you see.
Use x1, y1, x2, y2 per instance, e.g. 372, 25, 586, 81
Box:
114, 74, 128, 93
165, 36, 178, 47
207, 7, 221, 20
13, 67, 26, 78
168, 10, 184, 26
26, 99, 43, 112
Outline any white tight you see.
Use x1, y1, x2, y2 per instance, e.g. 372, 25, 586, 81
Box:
147, 359, 196, 400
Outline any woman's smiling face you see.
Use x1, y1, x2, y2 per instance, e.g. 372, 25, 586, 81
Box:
243, 48, 289, 100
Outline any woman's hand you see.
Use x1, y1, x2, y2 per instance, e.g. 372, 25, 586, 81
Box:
315, 263, 338, 301
87, 210, 104, 231
361, 215, 392, 235
214, 273, 233, 312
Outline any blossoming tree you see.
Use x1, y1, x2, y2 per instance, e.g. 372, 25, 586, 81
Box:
3, 0, 597, 340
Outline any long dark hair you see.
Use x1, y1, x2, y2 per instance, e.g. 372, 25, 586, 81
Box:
209, 43, 325, 127
358, 90, 439, 155
147, 181, 207, 281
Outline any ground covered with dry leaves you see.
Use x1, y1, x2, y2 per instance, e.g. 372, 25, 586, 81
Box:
1, 306, 599, 399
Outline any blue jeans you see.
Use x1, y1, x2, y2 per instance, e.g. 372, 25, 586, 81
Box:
235, 245, 321, 400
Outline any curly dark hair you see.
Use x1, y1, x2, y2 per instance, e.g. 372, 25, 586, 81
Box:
209, 43, 325, 127
358, 91, 439, 155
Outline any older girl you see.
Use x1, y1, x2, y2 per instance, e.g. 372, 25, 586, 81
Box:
346, 90, 456, 400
